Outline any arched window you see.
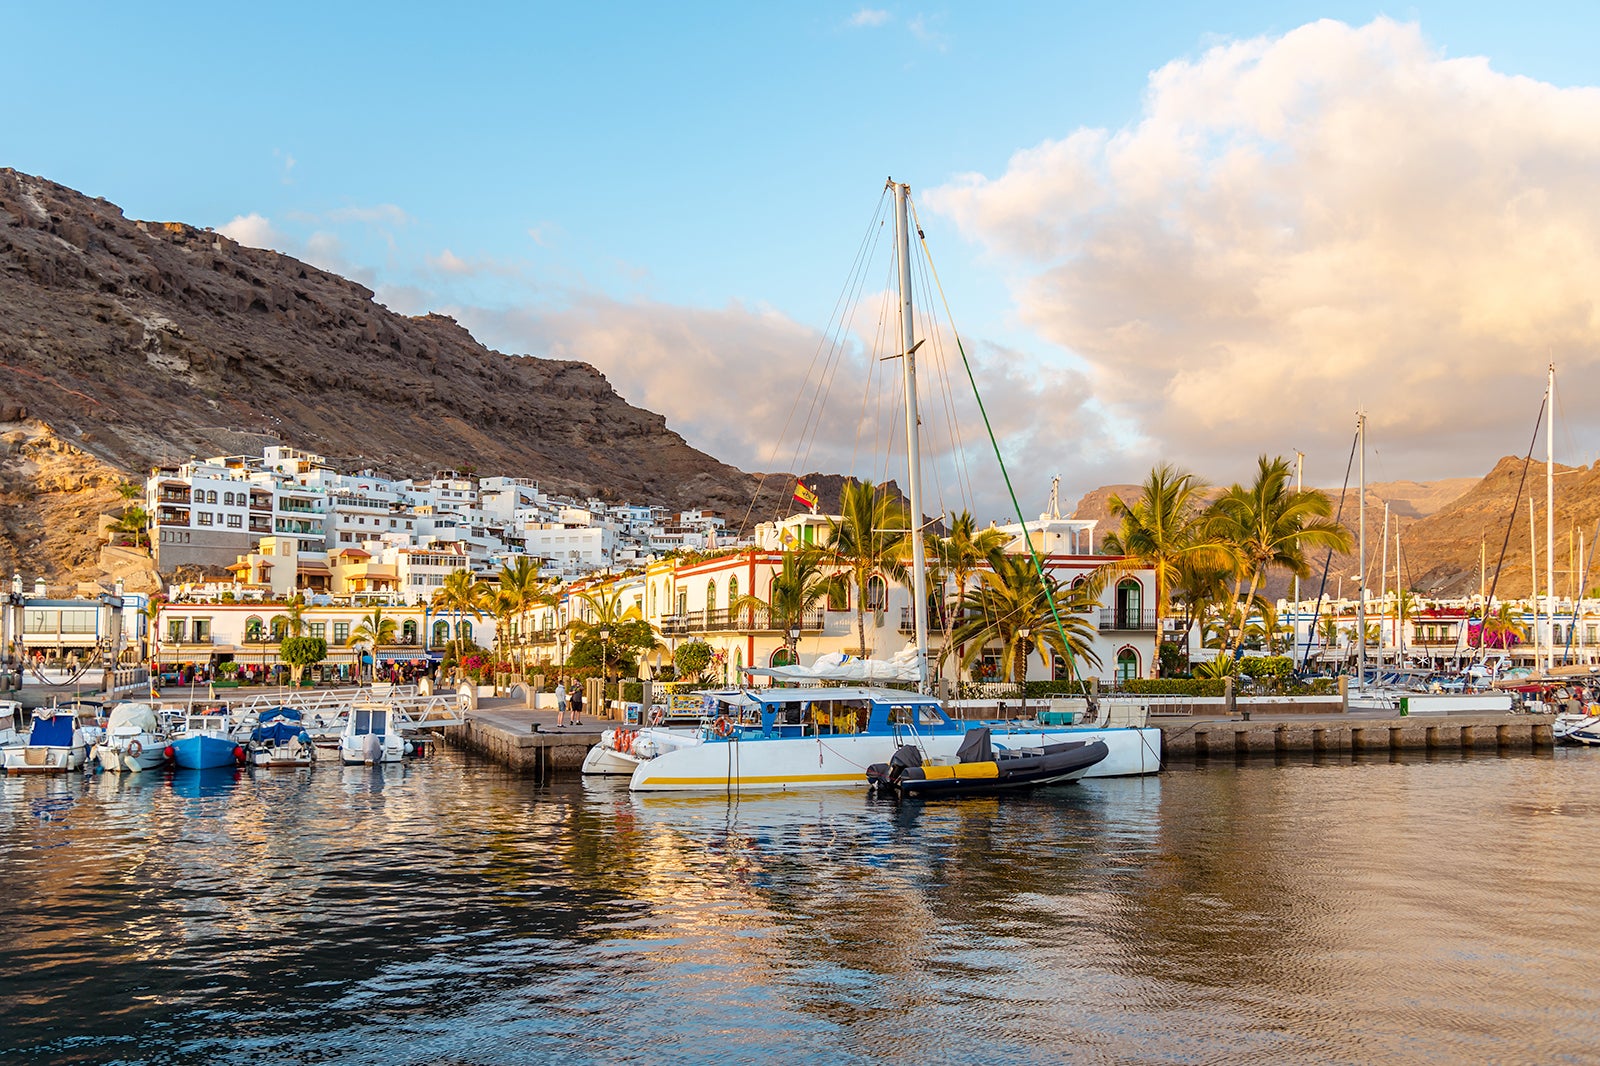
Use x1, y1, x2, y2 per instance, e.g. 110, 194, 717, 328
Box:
1116, 647, 1139, 683
727, 576, 738, 608
432, 619, 450, 645
206, 490, 217, 504
648, 582, 656, 616
1071, 575, 1094, 614
771, 646, 797, 667
1116, 579, 1143, 629
244, 616, 265, 642
733, 647, 742, 682
706, 579, 717, 609
1053, 654, 1070, 680
457, 620, 473, 642
865, 575, 888, 611
269, 617, 287, 642
402, 620, 417, 644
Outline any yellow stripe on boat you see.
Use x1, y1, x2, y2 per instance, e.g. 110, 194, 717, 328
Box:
641, 772, 863, 785
953, 762, 999, 780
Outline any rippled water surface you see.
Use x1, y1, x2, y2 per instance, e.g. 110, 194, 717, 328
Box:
3, 749, 1599, 1064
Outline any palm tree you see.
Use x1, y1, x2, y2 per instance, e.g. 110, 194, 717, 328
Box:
1479, 603, 1526, 649
947, 549, 1101, 686
1317, 615, 1342, 653
927, 510, 1007, 623
496, 556, 554, 676
430, 569, 484, 672
347, 606, 399, 683
1099, 464, 1230, 672
824, 478, 910, 657
731, 548, 843, 664
1207, 455, 1353, 654
109, 506, 151, 549
572, 585, 647, 685
482, 585, 522, 692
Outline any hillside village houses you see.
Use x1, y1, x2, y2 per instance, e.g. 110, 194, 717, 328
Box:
131, 444, 1166, 684
117, 443, 1600, 688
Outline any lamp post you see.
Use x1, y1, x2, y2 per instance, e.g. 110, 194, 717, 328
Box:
787, 625, 800, 666
1017, 626, 1031, 715
600, 627, 611, 712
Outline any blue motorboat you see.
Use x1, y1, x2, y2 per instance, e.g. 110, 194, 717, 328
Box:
247, 707, 314, 767
167, 711, 243, 769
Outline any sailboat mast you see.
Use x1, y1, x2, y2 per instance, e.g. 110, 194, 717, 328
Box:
1546, 362, 1556, 672
892, 180, 931, 692
1357, 412, 1367, 684
1530, 498, 1539, 665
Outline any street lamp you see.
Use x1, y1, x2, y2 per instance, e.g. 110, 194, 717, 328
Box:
600, 626, 611, 701
787, 625, 800, 666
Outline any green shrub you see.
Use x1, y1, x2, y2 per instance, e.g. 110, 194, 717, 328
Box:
1120, 678, 1228, 697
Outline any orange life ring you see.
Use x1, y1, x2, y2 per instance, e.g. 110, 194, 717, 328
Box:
713, 717, 734, 738
128, 739, 143, 757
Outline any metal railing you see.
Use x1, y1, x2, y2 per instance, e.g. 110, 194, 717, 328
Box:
1099, 609, 1158, 632
657, 606, 825, 636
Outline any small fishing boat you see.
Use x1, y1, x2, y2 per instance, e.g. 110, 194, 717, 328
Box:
866, 727, 1109, 797
96, 702, 168, 773
247, 707, 315, 767
3, 708, 90, 774
167, 710, 245, 770
339, 703, 409, 765
583, 705, 705, 775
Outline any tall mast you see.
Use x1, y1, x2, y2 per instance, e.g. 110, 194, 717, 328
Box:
1530, 498, 1539, 666
1547, 362, 1556, 671
892, 180, 930, 692
1356, 412, 1367, 685
1396, 520, 1404, 667
1379, 502, 1389, 666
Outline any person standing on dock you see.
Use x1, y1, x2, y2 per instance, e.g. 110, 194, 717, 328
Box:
555, 680, 568, 727
569, 684, 584, 726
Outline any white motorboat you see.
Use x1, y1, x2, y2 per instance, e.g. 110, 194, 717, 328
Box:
3, 707, 91, 774
247, 707, 316, 767
96, 702, 169, 773
582, 706, 706, 775
339, 703, 409, 765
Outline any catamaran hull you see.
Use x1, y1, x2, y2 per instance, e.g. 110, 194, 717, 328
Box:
627, 727, 1161, 793
339, 735, 405, 764
581, 745, 642, 775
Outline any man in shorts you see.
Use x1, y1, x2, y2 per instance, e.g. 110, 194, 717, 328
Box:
554, 680, 568, 727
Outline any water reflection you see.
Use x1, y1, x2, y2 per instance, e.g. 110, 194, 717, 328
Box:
1, 752, 1598, 1063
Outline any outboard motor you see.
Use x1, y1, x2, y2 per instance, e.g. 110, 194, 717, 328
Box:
867, 744, 924, 789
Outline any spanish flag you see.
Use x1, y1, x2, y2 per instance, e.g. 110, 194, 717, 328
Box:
793, 480, 818, 512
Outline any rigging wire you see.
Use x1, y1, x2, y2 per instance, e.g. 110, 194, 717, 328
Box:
1477, 391, 1548, 664
1298, 426, 1360, 673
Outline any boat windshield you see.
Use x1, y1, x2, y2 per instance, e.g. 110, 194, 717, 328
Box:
352, 709, 388, 735
888, 703, 949, 727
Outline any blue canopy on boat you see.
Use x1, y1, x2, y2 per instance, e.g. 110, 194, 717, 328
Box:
250, 721, 308, 745
257, 707, 303, 724
28, 714, 75, 747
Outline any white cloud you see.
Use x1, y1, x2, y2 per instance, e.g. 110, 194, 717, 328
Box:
323, 204, 410, 226
449, 294, 1108, 519
926, 17, 1600, 486
848, 8, 890, 28
430, 249, 472, 275
217, 213, 283, 250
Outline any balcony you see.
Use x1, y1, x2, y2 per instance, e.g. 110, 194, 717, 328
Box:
156, 507, 190, 525
1099, 608, 1157, 632
659, 606, 824, 636
158, 490, 191, 504
249, 495, 273, 512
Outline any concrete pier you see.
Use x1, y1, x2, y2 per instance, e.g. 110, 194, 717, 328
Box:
1159, 712, 1556, 762
445, 700, 605, 778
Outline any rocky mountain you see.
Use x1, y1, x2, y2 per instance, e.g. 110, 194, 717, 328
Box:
0, 169, 792, 587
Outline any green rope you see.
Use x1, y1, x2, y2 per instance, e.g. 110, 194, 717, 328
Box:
910, 200, 1083, 687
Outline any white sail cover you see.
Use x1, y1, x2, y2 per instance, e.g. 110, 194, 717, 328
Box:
748, 647, 922, 683
105, 702, 160, 733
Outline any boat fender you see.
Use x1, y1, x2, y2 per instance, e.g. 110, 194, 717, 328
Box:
233, 745, 246, 765
128, 739, 143, 758
163, 745, 175, 760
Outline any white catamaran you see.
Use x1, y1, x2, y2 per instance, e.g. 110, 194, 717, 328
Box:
612, 180, 1163, 794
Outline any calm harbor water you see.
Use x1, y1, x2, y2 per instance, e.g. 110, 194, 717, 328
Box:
2, 749, 1597, 1065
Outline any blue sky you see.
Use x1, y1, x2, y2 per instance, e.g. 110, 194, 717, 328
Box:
8, 3, 1600, 516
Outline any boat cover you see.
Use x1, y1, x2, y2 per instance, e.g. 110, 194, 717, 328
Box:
106, 703, 160, 733
29, 715, 75, 747
746, 647, 922, 682
956, 728, 993, 763
251, 721, 308, 745
257, 706, 304, 724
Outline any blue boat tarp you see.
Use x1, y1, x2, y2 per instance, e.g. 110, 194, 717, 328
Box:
28, 715, 75, 747
251, 721, 308, 745
257, 707, 303, 724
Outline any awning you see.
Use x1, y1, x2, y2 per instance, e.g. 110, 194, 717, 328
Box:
297, 561, 332, 575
